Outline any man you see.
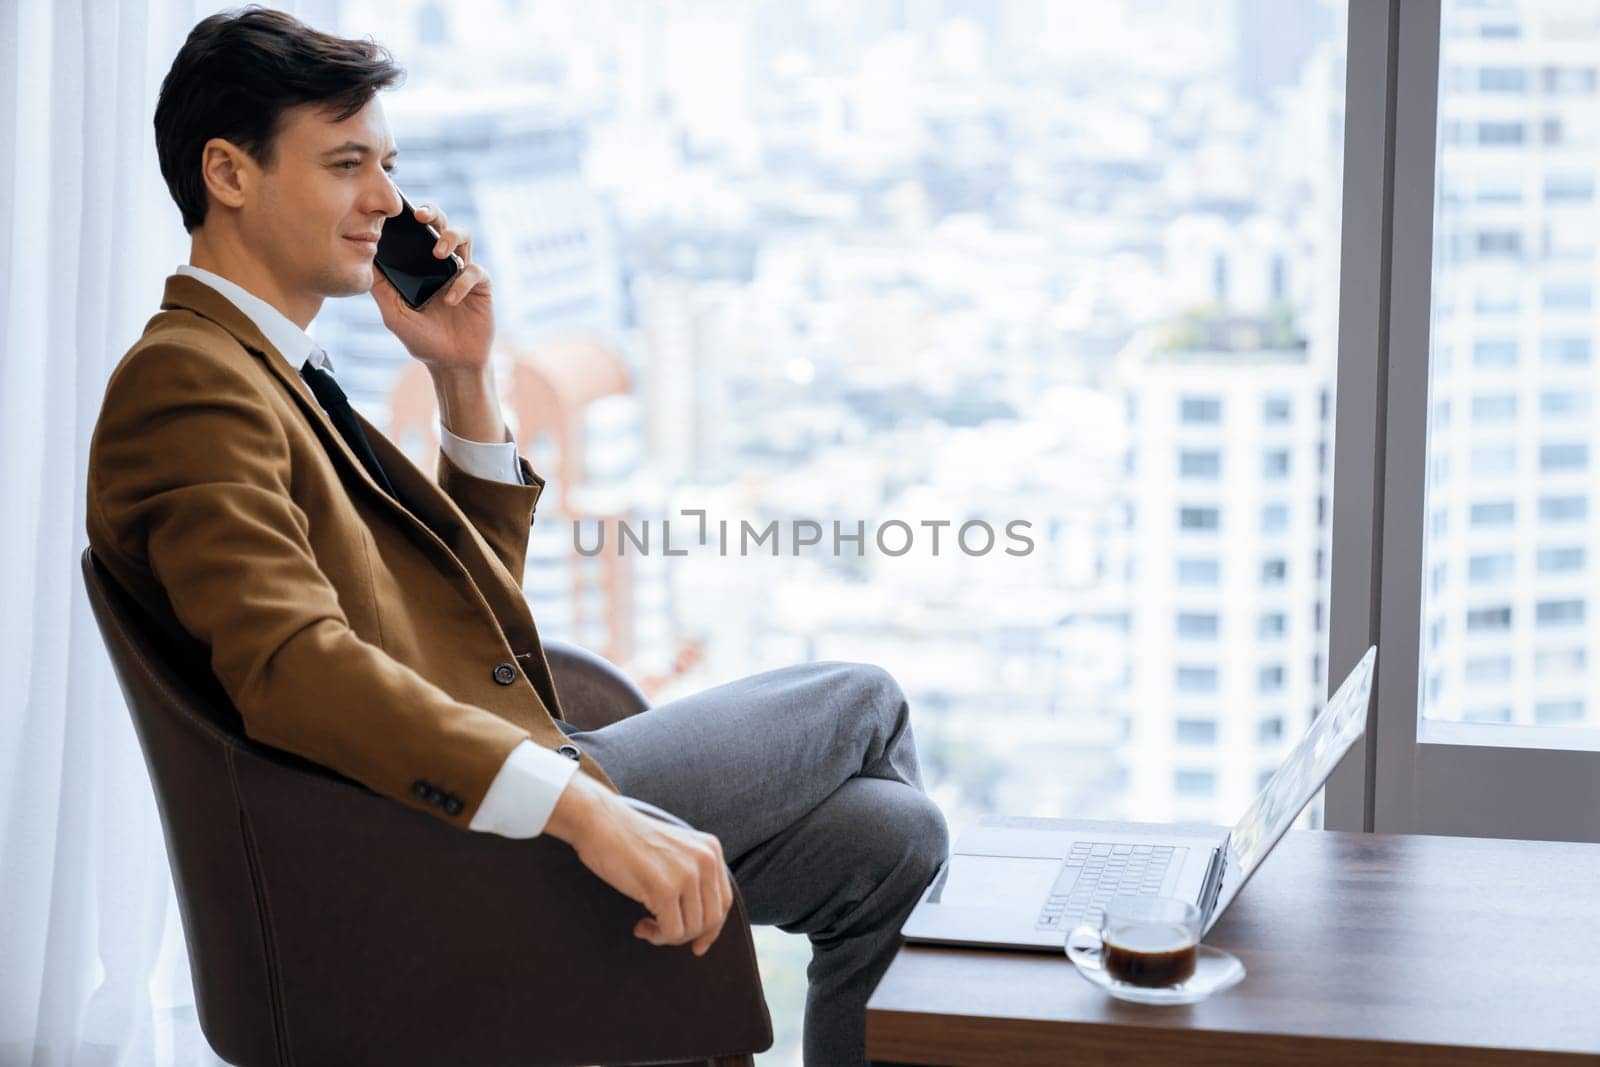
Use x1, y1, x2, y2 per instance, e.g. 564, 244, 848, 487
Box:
85, 7, 946, 1064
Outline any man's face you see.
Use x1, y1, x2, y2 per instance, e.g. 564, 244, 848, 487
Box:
235, 96, 403, 300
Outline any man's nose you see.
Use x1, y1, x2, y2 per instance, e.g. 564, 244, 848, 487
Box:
368, 174, 403, 219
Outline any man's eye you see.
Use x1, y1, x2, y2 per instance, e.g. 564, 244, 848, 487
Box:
335, 160, 395, 174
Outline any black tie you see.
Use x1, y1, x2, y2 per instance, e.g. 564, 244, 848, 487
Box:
299, 357, 399, 501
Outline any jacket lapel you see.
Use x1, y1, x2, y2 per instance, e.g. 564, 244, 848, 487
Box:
160, 275, 404, 512
355, 413, 538, 623
156, 275, 530, 627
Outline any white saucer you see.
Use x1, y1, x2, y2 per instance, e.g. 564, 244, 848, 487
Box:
1068, 943, 1246, 1005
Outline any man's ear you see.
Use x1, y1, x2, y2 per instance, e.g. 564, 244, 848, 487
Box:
199, 137, 251, 213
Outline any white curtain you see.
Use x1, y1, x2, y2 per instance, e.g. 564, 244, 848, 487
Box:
0, 3, 307, 1064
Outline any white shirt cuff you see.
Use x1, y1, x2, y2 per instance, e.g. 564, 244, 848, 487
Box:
438, 420, 523, 485
468, 739, 582, 838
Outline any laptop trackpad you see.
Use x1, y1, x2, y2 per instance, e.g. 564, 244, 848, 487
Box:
932, 855, 1060, 909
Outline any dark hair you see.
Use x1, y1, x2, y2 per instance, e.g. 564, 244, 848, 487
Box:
154, 5, 404, 232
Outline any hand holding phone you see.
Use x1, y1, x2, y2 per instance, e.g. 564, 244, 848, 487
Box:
373, 191, 461, 310
367, 192, 495, 375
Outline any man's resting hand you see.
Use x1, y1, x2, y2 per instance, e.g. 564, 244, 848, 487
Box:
544, 773, 733, 956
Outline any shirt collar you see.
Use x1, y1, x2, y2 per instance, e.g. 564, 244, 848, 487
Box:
174, 263, 334, 375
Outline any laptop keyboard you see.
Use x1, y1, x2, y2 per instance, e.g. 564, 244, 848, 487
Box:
1037, 842, 1181, 932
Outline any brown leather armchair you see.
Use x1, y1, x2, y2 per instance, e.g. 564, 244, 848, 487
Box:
80, 547, 772, 1067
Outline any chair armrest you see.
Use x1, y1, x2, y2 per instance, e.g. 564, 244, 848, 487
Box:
228, 744, 772, 1066
543, 637, 652, 730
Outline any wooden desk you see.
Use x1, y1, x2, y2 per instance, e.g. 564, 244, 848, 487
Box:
867, 826, 1600, 1065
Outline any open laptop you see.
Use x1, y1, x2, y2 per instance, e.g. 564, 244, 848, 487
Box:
902, 645, 1375, 951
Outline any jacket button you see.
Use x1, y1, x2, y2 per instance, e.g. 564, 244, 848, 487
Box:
492, 662, 516, 685
411, 779, 430, 800
426, 787, 446, 807
557, 744, 581, 762
443, 795, 463, 816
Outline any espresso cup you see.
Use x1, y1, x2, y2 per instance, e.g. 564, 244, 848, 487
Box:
1066, 896, 1201, 989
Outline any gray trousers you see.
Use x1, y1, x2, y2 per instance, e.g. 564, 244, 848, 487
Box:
554, 660, 948, 1066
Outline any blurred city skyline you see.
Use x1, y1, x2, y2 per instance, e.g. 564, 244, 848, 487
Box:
298, 6, 1353, 1059
241, 2, 1600, 1062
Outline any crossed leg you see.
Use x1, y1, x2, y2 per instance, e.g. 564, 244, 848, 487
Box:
564, 660, 949, 1065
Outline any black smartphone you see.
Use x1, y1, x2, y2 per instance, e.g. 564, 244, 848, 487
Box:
373, 190, 461, 310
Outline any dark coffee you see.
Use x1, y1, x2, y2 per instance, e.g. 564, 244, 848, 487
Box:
1102, 923, 1197, 987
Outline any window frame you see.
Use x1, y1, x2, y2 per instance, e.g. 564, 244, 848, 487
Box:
1325, 0, 1600, 843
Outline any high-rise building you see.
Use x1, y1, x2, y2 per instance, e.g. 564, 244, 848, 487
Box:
1113, 316, 1332, 824
1421, 0, 1600, 728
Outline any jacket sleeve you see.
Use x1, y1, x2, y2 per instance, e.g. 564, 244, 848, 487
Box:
87, 344, 531, 829
435, 442, 546, 581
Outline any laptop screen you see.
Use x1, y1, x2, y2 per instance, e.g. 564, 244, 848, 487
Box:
1204, 646, 1376, 932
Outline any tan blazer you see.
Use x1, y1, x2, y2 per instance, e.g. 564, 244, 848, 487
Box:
86, 273, 619, 828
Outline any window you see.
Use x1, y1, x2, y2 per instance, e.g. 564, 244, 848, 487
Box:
1472, 288, 1517, 316
1257, 717, 1285, 743
1467, 553, 1514, 583
1539, 443, 1587, 473
1471, 445, 1517, 476
1478, 67, 1527, 92
1477, 120, 1524, 145
1260, 558, 1288, 586
1177, 558, 1220, 586
1473, 181, 1522, 209
1176, 666, 1218, 694
1180, 397, 1222, 425
1263, 395, 1292, 424
1542, 66, 1597, 94
1174, 770, 1217, 798
1180, 449, 1221, 479
1261, 503, 1289, 534
1542, 283, 1592, 312
1535, 600, 1585, 628
1262, 449, 1291, 480
1404, 0, 1600, 841
1540, 391, 1588, 417
1257, 665, 1286, 693
1537, 546, 1585, 574
1472, 340, 1518, 367
1258, 612, 1287, 640
1464, 705, 1513, 724
1536, 700, 1585, 724
1538, 496, 1587, 522
1179, 506, 1221, 532
1469, 500, 1516, 527
1475, 230, 1522, 256
1466, 606, 1513, 632
1470, 394, 1516, 422
1545, 173, 1595, 203
1175, 719, 1218, 745
1176, 612, 1219, 640
1534, 648, 1585, 675
1464, 655, 1512, 683
1541, 338, 1591, 366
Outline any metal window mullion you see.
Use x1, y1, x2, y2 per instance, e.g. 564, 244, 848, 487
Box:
1369, 0, 1443, 834
1326, 0, 1418, 832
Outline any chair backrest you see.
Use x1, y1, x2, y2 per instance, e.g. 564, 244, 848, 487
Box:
80, 546, 306, 1067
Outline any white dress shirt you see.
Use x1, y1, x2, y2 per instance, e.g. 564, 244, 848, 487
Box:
175, 264, 578, 838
